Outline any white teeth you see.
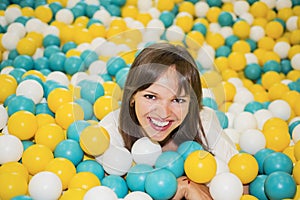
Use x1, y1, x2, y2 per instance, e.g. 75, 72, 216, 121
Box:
150, 118, 170, 127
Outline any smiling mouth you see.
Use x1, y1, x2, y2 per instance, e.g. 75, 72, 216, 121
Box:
148, 117, 173, 132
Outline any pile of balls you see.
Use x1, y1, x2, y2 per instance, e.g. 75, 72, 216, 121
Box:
0, 0, 300, 199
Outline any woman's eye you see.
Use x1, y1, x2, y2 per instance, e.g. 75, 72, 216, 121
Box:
144, 94, 156, 100
173, 98, 186, 103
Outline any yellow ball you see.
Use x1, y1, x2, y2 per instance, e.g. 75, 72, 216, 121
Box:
202, 70, 223, 88
16, 37, 37, 56
121, 5, 138, 19
206, 7, 222, 23
45, 157, 76, 190
47, 88, 73, 113
93, 96, 119, 120
35, 123, 65, 151
136, 12, 152, 26
253, 17, 268, 28
228, 52, 247, 71
102, 81, 122, 101
66, 49, 81, 57
34, 5, 53, 23
60, 25, 75, 43
228, 153, 259, 184
214, 57, 228, 72
223, 81, 236, 102
283, 146, 296, 164
22, 144, 54, 175
8, 111, 38, 140
74, 16, 89, 27
240, 195, 258, 200
294, 161, 300, 185
263, 127, 290, 152
74, 28, 93, 44
68, 172, 101, 191
282, 90, 300, 109
261, 71, 281, 90
261, 51, 280, 65
0, 173, 28, 200
277, 7, 293, 22
288, 45, 300, 60
266, 10, 277, 21
206, 32, 225, 49
268, 82, 290, 100
265, 21, 284, 39
178, 1, 195, 16
249, 1, 269, 18
233, 20, 250, 39
55, 102, 84, 130
221, 68, 239, 81
175, 13, 194, 33
253, 91, 270, 103
232, 40, 251, 53
36, 113, 55, 127
249, 84, 265, 93
295, 141, 300, 161
222, 2, 234, 12
290, 30, 300, 45
258, 36, 276, 51
89, 23, 106, 38
80, 125, 110, 156
263, 117, 289, 132
0, 161, 29, 182
184, 150, 217, 183
156, 0, 174, 11
0, 74, 17, 104
59, 188, 86, 200
21, 7, 34, 17
185, 31, 205, 50
22, 69, 46, 82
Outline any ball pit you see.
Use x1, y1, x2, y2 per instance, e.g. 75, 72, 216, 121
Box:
0, 0, 300, 199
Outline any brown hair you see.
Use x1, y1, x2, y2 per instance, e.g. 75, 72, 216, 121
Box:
119, 42, 208, 150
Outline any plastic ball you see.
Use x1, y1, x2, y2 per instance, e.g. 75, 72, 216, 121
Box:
124, 191, 153, 200
218, 11, 234, 27
165, 25, 185, 42
228, 52, 247, 71
45, 157, 76, 190
101, 145, 133, 176
233, 20, 250, 39
244, 101, 264, 114
101, 175, 128, 198
79, 125, 110, 156
0, 173, 28, 200
209, 172, 243, 200
22, 144, 54, 175
131, 137, 162, 166
76, 160, 105, 181
268, 99, 291, 120
16, 79, 43, 104
293, 160, 300, 184
48, 52, 66, 71
177, 140, 203, 160
126, 164, 153, 192
59, 188, 86, 200
0, 105, 8, 130
159, 11, 175, 28
0, 74, 18, 104
261, 71, 281, 90
46, 71, 69, 87
249, 175, 268, 200
7, 110, 38, 140
239, 129, 266, 155
0, 135, 23, 164
28, 171, 62, 200
68, 171, 101, 191
47, 88, 73, 113
295, 140, 300, 161
1, 32, 20, 51
268, 83, 289, 101
155, 151, 184, 178
93, 95, 119, 120
264, 171, 296, 200
84, 186, 118, 200
16, 37, 37, 56
35, 123, 64, 151
66, 120, 90, 142
184, 150, 217, 183
233, 112, 257, 132
64, 56, 84, 75
273, 41, 290, 59
263, 60, 281, 73
54, 139, 84, 166
263, 127, 290, 152
36, 103, 54, 117
263, 152, 293, 175
13, 55, 34, 71
145, 168, 177, 200
78, 80, 104, 104
7, 95, 36, 116
291, 53, 300, 70
55, 102, 84, 130
102, 81, 122, 101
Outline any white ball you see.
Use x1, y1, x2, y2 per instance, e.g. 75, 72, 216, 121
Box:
245, 53, 258, 64
147, 19, 165, 35
292, 124, 300, 144
286, 16, 298, 32
289, 117, 300, 125
165, 25, 185, 42
43, 25, 60, 37
0, 104, 8, 130
46, 71, 70, 87
16, 79, 44, 104
137, 0, 152, 12
124, 191, 153, 200
209, 22, 221, 33
66, 0, 81, 7
233, 1, 250, 16
131, 137, 162, 166
7, 22, 26, 39
239, 12, 254, 25
102, 145, 133, 176
88, 60, 107, 75
239, 129, 266, 154
0, 66, 14, 74
233, 111, 257, 132
25, 18, 45, 33
197, 44, 215, 70
219, 26, 233, 39
233, 88, 254, 104
55, 8, 74, 25
148, 7, 161, 19
273, 41, 290, 59
261, 0, 277, 8
0, 16, 8, 27
96, 41, 117, 57
85, 0, 100, 5
225, 112, 235, 128
195, 2, 209, 18
0, 134, 23, 164
224, 128, 240, 144
93, 8, 111, 27
76, 43, 92, 52
268, 99, 291, 120
227, 77, 243, 88
276, 0, 292, 10
142, 30, 161, 43
228, 102, 246, 115
291, 53, 300, 70
4, 7, 22, 24
250, 26, 265, 42
209, 172, 243, 200
70, 72, 89, 86
281, 79, 293, 85
1, 32, 20, 50
84, 186, 118, 200
254, 109, 273, 130
29, 171, 62, 200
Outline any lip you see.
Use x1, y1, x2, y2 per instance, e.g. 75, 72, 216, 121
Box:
147, 117, 173, 132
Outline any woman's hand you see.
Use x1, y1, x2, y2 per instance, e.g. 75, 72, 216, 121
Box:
172, 176, 213, 200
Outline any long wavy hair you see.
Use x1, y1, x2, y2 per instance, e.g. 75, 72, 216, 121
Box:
119, 42, 208, 151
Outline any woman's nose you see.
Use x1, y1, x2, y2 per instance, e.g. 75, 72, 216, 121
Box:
156, 101, 171, 118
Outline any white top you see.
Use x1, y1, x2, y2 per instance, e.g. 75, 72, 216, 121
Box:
98, 106, 238, 163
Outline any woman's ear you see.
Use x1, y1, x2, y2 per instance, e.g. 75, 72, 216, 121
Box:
130, 99, 135, 107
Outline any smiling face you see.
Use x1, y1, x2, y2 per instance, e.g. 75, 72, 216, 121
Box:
132, 66, 190, 142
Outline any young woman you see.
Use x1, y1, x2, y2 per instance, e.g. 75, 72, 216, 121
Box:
99, 42, 238, 199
